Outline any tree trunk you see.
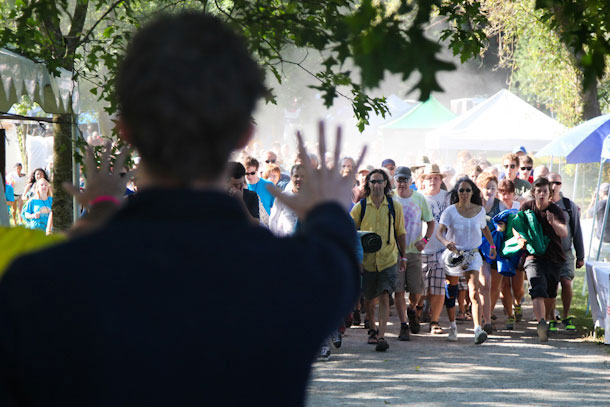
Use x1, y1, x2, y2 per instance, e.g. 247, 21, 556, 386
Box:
52, 113, 74, 231
582, 79, 602, 120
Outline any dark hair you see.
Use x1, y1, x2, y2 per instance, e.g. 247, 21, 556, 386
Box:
243, 156, 259, 170
290, 164, 304, 176
227, 161, 246, 179
450, 176, 482, 205
363, 169, 393, 197
532, 177, 551, 192
29, 168, 50, 184
520, 155, 534, 165
498, 178, 515, 193
117, 12, 266, 183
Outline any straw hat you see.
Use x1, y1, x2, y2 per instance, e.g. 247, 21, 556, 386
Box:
419, 163, 446, 180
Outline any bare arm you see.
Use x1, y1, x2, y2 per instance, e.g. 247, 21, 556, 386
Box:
482, 225, 496, 259
436, 223, 456, 252
415, 220, 435, 252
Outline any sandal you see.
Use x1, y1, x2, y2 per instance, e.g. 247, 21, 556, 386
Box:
367, 329, 379, 344
429, 322, 443, 335
456, 312, 466, 321
464, 311, 473, 321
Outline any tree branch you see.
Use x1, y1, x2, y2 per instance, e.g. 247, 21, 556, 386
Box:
76, 0, 126, 48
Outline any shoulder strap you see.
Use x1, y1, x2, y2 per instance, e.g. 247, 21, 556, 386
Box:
562, 197, 575, 233
358, 198, 367, 228
386, 195, 403, 257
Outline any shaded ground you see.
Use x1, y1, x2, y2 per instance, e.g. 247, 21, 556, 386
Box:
306, 300, 610, 407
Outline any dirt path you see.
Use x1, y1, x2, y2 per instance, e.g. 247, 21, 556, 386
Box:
306, 301, 610, 407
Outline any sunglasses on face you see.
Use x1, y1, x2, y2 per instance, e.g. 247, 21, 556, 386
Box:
265, 160, 276, 164
396, 177, 409, 184
551, 181, 562, 186
520, 166, 532, 171
246, 171, 257, 176
369, 179, 385, 185
504, 164, 516, 169
458, 188, 472, 193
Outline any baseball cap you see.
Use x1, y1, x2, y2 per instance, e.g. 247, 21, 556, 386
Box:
394, 166, 412, 180
512, 146, 527, 154
381, 158, 396, 168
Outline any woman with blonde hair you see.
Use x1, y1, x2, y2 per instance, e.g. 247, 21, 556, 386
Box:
22, 178, 53, 234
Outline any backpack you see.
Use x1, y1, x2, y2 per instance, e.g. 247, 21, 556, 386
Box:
562, 197, 576, 235
358, 195, 402, 256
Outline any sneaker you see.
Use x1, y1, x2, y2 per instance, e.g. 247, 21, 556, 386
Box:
399, 324, 411, 341
447, 326, 458, 342
537, 319, 549, 342
562, 317, 576, 331
375, 337, 389, 352
548, 320, 558, 333
506, 317, 515, 330
483, 323, 493, 335
514, 305, 523, 322
331, 332, 342, 348
352, 310, 361, 326
407, 308, 420, 334
474, 328, 488, 345
319, 346, 331, 360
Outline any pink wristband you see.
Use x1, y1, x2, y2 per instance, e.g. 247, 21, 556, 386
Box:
490, 245, 496, 249
89, 195, 120, 207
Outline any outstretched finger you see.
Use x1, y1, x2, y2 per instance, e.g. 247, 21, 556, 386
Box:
296, 131, 314, 178
84, 146, 96, 177
100, 142, 112, 173
113, 147, 131, 178
333, 125, 342, 172
317, 121, 327, 172
62, 181, 81, 199
354, 144, 368, 172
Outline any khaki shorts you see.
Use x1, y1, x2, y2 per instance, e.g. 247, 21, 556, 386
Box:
362, 264, 398, 300
396, 253, 424, 294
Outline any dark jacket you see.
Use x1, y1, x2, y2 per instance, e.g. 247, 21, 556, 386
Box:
242, 188, 260, 219
0, 189, 359, 407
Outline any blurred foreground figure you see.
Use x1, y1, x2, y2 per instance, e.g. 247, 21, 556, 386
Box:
0, 12, 362, 407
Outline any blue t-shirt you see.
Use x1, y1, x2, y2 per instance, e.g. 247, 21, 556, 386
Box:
23, 197, 53, 231
247, 178, 275, 216
5, 184, 15, 202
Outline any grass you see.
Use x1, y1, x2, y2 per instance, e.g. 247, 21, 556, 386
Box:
562, 266, 605, 343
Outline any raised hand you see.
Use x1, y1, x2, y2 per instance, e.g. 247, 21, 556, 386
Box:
267, 121, 367, 219
63, 143, 133, 207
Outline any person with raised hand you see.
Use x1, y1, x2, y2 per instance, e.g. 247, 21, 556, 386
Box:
0, 12, 365, 407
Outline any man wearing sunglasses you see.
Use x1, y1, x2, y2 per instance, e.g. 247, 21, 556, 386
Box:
502, 153, 531, 197
547, 173, 584, 333
518, 155, 535, 184
243, 156, 275, 216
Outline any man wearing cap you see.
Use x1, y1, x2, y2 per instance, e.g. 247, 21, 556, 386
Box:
419, 164, 451, 335
382, 159, 396, 189
393, 166, 435, 340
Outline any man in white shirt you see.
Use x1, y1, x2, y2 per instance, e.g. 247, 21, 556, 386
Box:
7, 163, 27, 224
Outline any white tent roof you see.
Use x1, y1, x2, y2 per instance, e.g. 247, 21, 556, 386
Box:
0, 48, 79, 114
426, 89, 565, 152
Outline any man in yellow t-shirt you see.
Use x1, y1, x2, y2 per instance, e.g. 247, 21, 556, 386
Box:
351, 169, 406, 352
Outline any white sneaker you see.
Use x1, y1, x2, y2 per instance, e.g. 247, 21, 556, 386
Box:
474, 327, 488, 345
319, 346, 331, 360
447, 326, 458, 342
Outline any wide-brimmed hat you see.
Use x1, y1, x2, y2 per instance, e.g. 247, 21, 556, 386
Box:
419, 163, 446, 180
410, 155, 430, 170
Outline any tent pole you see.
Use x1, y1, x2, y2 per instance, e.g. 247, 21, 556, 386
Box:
596, 161, 610, 261
71, 115, 79, 224
587, 159, 604, 262
572, 164, 579, 202
549, 155, 553, 172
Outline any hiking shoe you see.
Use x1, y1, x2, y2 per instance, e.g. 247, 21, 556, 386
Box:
506, 317, 515, 330
537, 319, 549, 342
548, 320, 558, 333
407, 308, 420, 334
375, 337, 389, 352
352, 310, 361, 326
399, 324, 411, 341
474, 328, 488, 345
562, 317, 576, 331
514, 305, 523, 322
483, 323, 493, 335
319, 346, 331, 360
331, 332, 342, 348
447, 326, 458, 342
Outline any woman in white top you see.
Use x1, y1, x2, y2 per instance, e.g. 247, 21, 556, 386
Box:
437, 177, 496, 345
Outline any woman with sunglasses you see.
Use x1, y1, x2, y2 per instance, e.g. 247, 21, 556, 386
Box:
437, 177, 496, 344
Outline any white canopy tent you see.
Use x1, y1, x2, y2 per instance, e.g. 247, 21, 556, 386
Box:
0, 48, 80, 226
426, 89, 566, 152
